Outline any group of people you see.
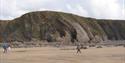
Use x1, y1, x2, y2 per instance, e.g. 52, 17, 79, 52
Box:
2, 42, 83, 53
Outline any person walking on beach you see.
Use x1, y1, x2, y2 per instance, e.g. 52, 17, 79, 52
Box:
76, 44, 81, 53
2, 43, 9, 53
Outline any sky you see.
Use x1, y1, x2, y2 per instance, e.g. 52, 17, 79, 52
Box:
0, 0, 125, 20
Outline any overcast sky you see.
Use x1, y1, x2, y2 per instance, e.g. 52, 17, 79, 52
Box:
0, 0, 125, 20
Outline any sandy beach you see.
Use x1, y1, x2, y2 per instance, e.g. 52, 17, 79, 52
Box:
0, 46, 125, 63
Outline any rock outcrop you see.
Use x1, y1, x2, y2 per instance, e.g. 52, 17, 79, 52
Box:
0, 11, 125, 43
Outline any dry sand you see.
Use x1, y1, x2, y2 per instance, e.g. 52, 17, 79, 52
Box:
0, 46, 125, 63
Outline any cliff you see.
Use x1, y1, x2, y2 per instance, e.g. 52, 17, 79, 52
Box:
0, 11, 125, 43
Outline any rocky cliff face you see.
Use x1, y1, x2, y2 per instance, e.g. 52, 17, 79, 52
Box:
0, 11, 125, 43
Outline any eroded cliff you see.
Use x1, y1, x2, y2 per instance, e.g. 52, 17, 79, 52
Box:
0, 11, 125, 43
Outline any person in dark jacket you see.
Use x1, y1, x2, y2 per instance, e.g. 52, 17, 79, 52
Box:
2, 43, 9, 53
